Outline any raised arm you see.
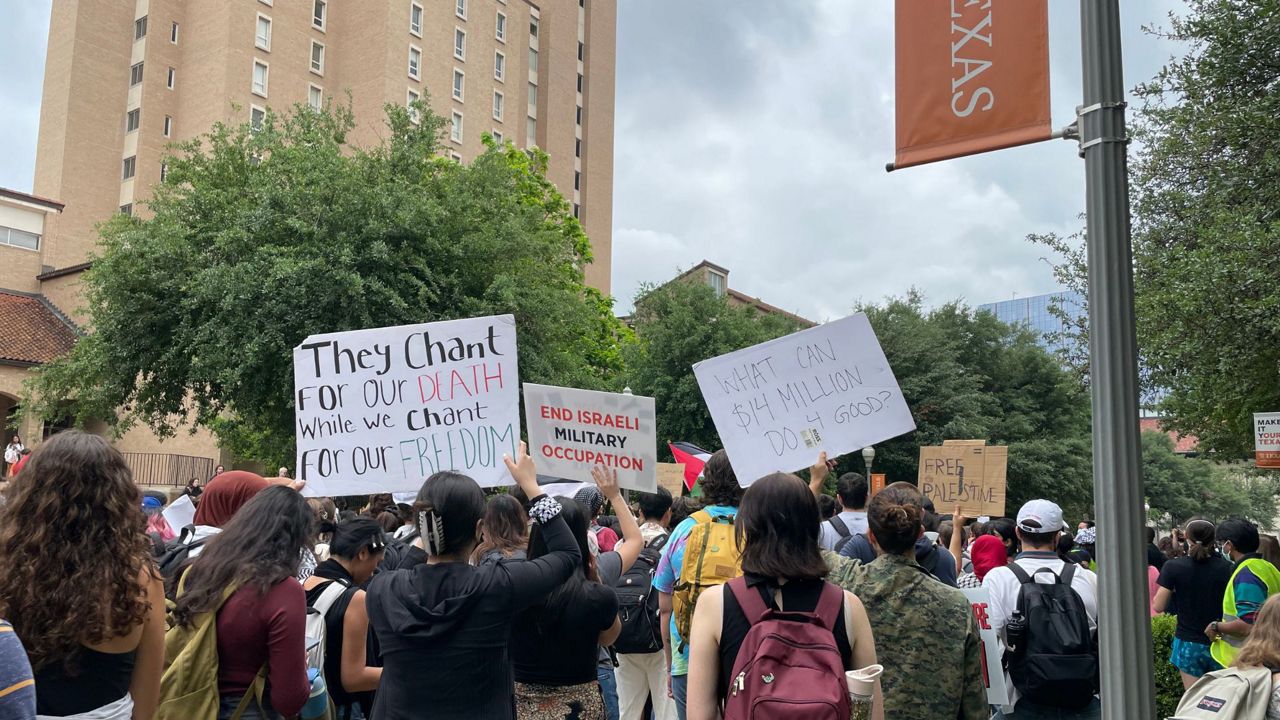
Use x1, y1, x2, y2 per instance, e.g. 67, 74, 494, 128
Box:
808, 451, 830, 498
595, 466, 642, 574
502, 443, 582, 609
951, 506, 967, 577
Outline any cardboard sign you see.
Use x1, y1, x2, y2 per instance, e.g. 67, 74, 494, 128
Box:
1256, 413, 1280, 469
961, 587, 1011, 707
293, 314, 520, 495
657, 463, 687, 497
918, 443, 1008, 517
523, 384, 657, 492
693, 314, 916, 486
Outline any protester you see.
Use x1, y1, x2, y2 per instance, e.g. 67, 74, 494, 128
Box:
0, 618, 36, 717
959, 534, 1008, 589
1153, 518, 1233, 688
1075, 526, 1098, 570
838, 509, 959, 587
3, 434, 24, 477
0, 431, 166, 719
983, 499, 1100, 719
471, 494, 529, 566
817, 472, 869, 552
143, 495, 177, 555
186, 471, 272, 549
376, 510, 402, 536
1146, 526, 1167, 571
1261, 535, 1280, 570
667, 497, 698, 531
392, 504, 416, 540
308, 496, 338, 563
172, 485, 314, 719
988, 517, 1020, 559
1208, 518, 1280, 668
365, 443, 581, 720
210, 464, 225, 482
1228, 594, 1280, 717
824, 481, 985, 720
654, 450, 744, 720
303, 517, 388, 719
183, 476, 204, 504
513, 466, 641, 720
816, 493, 838, 521
576, 486, 621, 555
614, 486, 675, 720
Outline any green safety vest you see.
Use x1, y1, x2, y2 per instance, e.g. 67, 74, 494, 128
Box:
1212, 557, 1280, 668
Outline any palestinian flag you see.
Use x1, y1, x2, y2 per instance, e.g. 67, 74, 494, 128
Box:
669, 442, 713, 492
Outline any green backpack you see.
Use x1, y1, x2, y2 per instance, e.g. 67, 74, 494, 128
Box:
157, 572, 264, 720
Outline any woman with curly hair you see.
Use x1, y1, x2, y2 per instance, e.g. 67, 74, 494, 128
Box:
0, 430, 166, 719
173, 485, 315, 719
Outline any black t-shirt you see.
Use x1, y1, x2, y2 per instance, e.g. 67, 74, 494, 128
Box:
1158, 555, 1234, 643
512, 558, 620, 686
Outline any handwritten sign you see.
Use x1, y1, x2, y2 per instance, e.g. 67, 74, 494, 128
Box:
1256, 413, 1280, 469
918, 444, 1007, 517
961, 587, 1011, 707
293, 314, 520, 495
523, 384, 657, 492
656, 463, 687, 497
693, 314, 916, 486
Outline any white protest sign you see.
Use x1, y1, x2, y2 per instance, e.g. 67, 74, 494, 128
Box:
960, 587, 1011, 707
692, 313, 916, 485
162, 493, 196, 530
293, 314, 520, 495
523, 384, 657, 492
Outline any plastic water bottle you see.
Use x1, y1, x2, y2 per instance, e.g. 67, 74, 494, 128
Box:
845, 664, 884, 720
301, 668, 329, 720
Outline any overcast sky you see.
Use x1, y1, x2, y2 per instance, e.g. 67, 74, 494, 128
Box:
1, 1, 1185, 322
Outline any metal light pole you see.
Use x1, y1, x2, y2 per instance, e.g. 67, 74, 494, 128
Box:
1079, 1, 1154, 717
862, 446, 875, 475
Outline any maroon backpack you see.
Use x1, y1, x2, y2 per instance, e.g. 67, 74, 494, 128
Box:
723, 577, 850, 720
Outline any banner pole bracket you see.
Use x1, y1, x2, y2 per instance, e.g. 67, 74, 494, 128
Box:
1075, 102, 1130, 157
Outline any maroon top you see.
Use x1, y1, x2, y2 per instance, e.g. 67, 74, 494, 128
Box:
216, 578, 310, 716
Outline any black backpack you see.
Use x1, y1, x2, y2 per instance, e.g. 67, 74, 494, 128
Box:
612, 534, 669, 655
157, 525, 210, 587
1005, 563, 1098, 710
827, 516, 855, 553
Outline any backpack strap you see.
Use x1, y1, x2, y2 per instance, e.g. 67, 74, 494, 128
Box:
691, 510, 712, 525
228, 665, 268, 720
311, 579, 350, 618
811, 582, 843, 633
726, 577, 770, 625
648, 533, 670, 552
1059, 561, 1078, 587
828, 516, 851, 538
1007, 562, 1034, 585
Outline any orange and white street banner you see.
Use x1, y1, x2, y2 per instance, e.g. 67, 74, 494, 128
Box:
894, 0, 1052, 169
1256, 413, 1280, 469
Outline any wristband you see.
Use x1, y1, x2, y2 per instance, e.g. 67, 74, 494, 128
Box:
529, 495, 562, 524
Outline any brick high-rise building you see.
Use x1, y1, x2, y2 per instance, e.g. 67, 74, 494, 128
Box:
0, 0, 616, 482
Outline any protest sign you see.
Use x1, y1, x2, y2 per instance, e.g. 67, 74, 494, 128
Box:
523, 384, 657, 492
162, 493, 196, 531
961, 587, 1011, 707
293, 314, 520, 495
918, 443, 1007, 517
1256, 413, 1280, 469
657, 463, 687, 497
693, 314, 916, 486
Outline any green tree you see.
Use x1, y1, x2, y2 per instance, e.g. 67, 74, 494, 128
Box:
1143, 430, 1280, 528
1032, 1, 1280, 457
24, 100, 627, 466
622, 279, 801, 457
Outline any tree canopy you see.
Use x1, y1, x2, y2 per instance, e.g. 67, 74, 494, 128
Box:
24, 101, 626, 466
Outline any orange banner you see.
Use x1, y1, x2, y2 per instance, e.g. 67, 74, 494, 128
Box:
894, 0, 1052, 169
869, 473, 887, 497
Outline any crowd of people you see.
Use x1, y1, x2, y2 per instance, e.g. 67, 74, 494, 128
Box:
1, 430, 1280, 719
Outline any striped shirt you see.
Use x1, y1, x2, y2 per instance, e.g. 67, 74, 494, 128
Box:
0, 621, 35, 719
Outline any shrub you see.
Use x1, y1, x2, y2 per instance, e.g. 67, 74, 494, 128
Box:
1152, 613, 1183, 718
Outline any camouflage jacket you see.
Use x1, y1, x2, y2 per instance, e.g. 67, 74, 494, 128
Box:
824, 551, 988, 720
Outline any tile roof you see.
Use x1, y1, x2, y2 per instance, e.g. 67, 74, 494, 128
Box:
1139, 417, 1200, 454
0, 291, 78, 366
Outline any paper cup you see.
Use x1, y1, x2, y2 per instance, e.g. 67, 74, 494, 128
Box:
845, 664, 884, 698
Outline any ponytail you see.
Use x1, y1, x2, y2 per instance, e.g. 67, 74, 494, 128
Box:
1185, 518, 1217, 562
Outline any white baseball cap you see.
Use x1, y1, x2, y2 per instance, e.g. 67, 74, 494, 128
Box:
1016, 499, 1067, 534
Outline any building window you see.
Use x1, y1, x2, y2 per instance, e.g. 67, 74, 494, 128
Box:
452, 69, 464, 101
256, 14, 272, 51
134, 16, 147, 40
160, 162, 168, 181
311, 41, 325, 75
527, 82, 537, 111
250, 106, 266, 132
454, 28, 466, 60
130, 62, 144, 86
410, 2, 423, 36
492, 129, 503, 143
122, 156, 136, 179
579, 0, 585, 7
308, 84, 323, 111
707, 271, 726, 296
578, 41, 584, 61
577, 73, 583, 93
575, 105, 582, 125
313, 0, 327, 30
0, 227, 40, 251
456, 0, 467, 20
573, 203, 580, 218
574, 171, 580, 191
408, 46, 421, 80
119, 204, 133, 216
528, 47, 538, 73
163, 115, 172, 137
170, 21, 179, 43
575, 138, 581, 157
494, 51, 505, 82
252, 61, 269, 97
407, 89, 420, 122
526, 115, 536, 144
450, 151, 462, 162
495, 12, 506, 42
126, 108, 140, 132
450, 111, 463, 143
492, 91, 504, 121
167, 66, 175, 89
529, 17, 538, 37
259, 0, 271, 5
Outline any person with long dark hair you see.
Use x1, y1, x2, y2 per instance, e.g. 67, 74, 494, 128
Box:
1155, 518, 1234, 688
365, 443, 582, 720
511, 466, 643, 720
0, 430, 166, 719
173, 485, 315, 719
472, 494, 530, 565
685, 473, 881, 720
303, 517, 388, 719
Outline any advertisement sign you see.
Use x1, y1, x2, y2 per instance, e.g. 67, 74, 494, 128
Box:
1257, 413, 1280, 469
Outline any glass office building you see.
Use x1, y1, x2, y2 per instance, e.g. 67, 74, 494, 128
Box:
977, 291, 1085, 355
